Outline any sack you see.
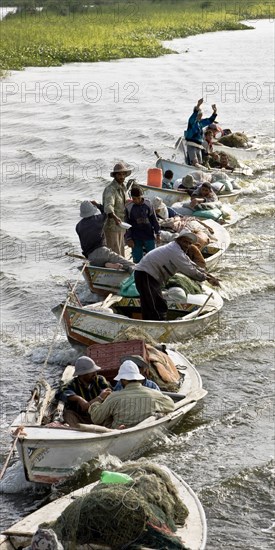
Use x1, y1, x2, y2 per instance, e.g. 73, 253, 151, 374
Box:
119, 272, 140, 297
193, 207, 223, 221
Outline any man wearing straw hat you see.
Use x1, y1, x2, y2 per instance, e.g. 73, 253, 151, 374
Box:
103, 161, 132, 256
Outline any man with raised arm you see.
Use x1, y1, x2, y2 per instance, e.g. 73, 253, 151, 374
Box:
185, 98, 218, 167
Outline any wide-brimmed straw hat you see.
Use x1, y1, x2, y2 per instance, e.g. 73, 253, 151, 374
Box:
176, 230, 197, 243
113, 360, 145, 381
110, 161, 132, 178
74, 356, 101, 376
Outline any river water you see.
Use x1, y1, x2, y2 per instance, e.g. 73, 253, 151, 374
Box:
0, 19, 274, 549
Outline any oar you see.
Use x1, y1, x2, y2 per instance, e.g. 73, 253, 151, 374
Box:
67, 281, 82, 307
193, 292, 214, 318
0, 426, 25, 480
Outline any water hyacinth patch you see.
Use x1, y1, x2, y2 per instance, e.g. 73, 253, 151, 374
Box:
0, 1, 272, 72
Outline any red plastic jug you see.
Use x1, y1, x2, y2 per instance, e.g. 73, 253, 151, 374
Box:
147, 167, 162, 187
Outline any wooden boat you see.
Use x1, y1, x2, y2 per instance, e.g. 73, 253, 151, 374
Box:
173, 140, 255, 174
139, 180, 241, 206
8, 348, 206, 485
156, 155, 253, 181
82, 219, 230, 296
213, 142, 259, 162
54, 285, 223, 347
0, 464, 207, 550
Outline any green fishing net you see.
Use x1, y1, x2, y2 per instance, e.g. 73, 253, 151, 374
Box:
165, 273, 202, 295
47, 461, 189, 549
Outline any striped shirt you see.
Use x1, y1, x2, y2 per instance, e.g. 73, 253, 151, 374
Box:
58, 375, 109, 414
89, 381, 174, 428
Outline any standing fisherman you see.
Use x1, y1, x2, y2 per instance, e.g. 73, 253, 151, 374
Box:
103, 161, 132, 256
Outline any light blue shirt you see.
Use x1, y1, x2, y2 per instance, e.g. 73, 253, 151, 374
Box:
114, 379, 160, 391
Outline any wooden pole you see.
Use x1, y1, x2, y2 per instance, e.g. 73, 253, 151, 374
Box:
0, 427, 24, 480
65, 252, 87, 261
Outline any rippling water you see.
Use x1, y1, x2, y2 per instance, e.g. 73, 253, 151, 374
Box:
0, 19, 274, 548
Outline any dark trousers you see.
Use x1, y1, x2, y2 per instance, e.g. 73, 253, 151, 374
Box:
134, 270, 168, 321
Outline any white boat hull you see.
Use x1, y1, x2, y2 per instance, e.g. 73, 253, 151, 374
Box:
156, 155, 252, 180
57, 286, 223, 347
10, 350, 203, 485
139, 181, 241, 205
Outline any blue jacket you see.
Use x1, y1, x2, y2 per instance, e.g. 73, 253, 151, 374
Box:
125, 198, 160, 242
114, 379, 160, 391
185, 110, 217, 145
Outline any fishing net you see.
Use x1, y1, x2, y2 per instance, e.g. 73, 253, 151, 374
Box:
166, 273, 202, 295
46, 461, 189, 549
114, 326, 158, 346
218, 132, 249, 148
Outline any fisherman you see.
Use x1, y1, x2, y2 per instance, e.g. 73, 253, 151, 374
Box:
176, 231, 206, 269
76, 200, 134, 272
103, 161, 132, 256
152, 196, 179, 219
58, 357, 112, 427
185, 98, 218, 166
134, 230, 220, 320
162, 169, 174, 189
125, 185, 160, 263
173, 174, 197, 195
114, 355, 160, 391
190, 181, 219, 207
88, 360, 174, 428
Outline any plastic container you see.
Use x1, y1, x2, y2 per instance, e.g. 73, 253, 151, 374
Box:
119, 222, 132, 229
147, 167, 162, 188
101, 471, 133, 484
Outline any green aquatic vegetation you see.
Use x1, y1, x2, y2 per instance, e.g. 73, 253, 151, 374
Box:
0, 1, 272, 71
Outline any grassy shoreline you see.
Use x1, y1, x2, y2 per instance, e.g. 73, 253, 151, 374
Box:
0, 2, 273, 72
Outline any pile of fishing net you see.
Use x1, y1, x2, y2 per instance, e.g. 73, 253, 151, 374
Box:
114, 326, 158, 345
45, 462, 190, 549
218, 131, 249, 148
165, 273, 202, 295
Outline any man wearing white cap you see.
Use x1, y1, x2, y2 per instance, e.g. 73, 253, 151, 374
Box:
88, 360, 174, 429
102, 161, 132, 256
58, 356, 112, 427
76, 200, 134, 272
134, 230, 220, 320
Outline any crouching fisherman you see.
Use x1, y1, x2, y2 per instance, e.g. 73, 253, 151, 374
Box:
76, 200, 134, 272
57, 357, 112, 427
88, 361, 174, 429
134, 230, 220, 321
